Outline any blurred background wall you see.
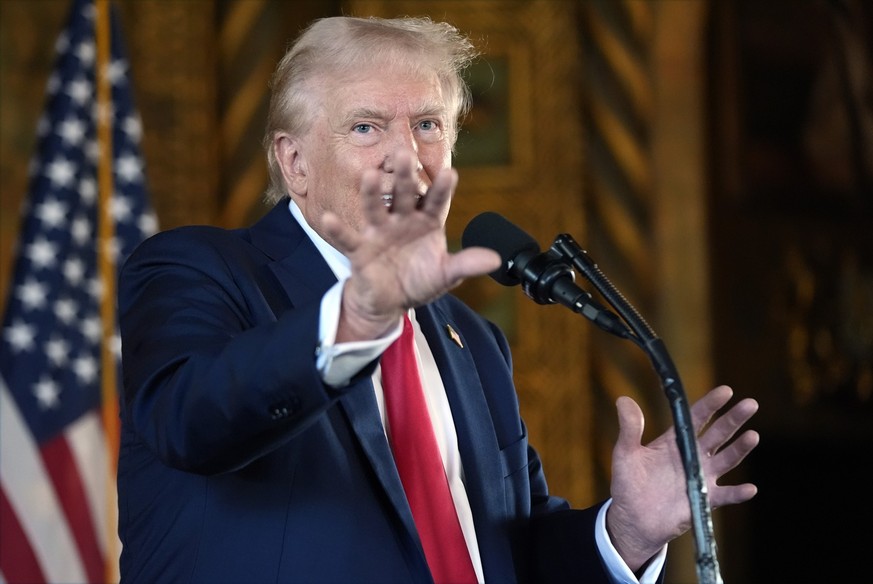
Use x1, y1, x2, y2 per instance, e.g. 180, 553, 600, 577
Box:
2, 0, 871, 581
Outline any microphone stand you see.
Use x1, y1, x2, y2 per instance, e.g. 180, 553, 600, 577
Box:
550, 234, 723, 584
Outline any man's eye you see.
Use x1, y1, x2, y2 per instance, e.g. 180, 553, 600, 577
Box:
353, 123, 372, 133
418, 120, 437, 131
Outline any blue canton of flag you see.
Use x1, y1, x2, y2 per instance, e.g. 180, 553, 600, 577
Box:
0, 0, 157, 582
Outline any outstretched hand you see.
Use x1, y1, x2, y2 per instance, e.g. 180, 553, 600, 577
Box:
324, 149, 501, 342
606, 385, 760, 572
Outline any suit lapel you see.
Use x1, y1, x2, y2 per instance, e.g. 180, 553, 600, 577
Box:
248, 204, 424, 562
335, 382, 424, 548
247, 204, 337, 310
416, 302, 518, 582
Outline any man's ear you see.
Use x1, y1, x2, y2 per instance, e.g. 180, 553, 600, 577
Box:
274, 134, 307, 196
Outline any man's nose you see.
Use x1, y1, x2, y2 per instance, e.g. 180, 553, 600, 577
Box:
382, 128, 422, 173
384, 155, 424, 174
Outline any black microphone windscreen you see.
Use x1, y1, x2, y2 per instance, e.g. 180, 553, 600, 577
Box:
461, 212, 540, 286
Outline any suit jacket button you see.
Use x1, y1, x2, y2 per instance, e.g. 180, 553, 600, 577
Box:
269, 397, 300, 419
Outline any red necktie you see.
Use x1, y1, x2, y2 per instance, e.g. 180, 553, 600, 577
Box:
380, 314, 478, 584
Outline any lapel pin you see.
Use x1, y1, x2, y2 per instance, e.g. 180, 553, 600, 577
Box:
445, 324, 464, 348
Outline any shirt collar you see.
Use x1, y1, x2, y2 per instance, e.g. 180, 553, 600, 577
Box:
288, 199, 351, 281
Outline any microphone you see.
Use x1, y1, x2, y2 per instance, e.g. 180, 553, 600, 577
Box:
461, 212, 631, 338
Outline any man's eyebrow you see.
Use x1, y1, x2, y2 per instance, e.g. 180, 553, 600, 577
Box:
340, 103, 448, 126
411, 101, 448, 119
344, 107, 389, 123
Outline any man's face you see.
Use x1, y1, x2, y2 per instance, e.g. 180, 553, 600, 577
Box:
286, 65, 453, 243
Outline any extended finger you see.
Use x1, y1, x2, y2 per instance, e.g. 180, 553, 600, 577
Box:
690, 385, 735, 434
707, 429, 760, 477
389, 150, 421, 214
698, 397, 759, 458
420, 168, 456, 220
710, 482, 758, 509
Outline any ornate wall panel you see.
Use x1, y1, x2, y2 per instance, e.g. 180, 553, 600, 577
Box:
213, 0, 342, 228
114, 0, 219, 229
577, 0, 667, 495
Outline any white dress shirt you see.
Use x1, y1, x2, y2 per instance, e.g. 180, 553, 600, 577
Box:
288, 200, 665, 584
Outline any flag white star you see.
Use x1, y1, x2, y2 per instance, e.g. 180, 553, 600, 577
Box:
25, 236, 58, 269
87, 278, 103, 303
58, 116, 87, 146
106, 58, 127, 85
16, 278, 48, 311
71, 216, 91, 245
45, 155, 77, 189
63, 257, 86, 286
116, 154, 143, 184
4, 320, 37, 353
81, 314, 102, 344
76, 40, 95, 65
66, 76, 93, 106
45, 336, 71, 367
78, 177, 97, 205
54, 297, 78, 325
34, 198, 68, 229
122, 115, 142, 142
72, 354, 98, 385
139, 212, 158, 238
112, 194, 132, 221
85, 138, 100, 164
33, 375, 61, 409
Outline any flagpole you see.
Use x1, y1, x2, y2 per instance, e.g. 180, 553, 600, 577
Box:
95, 0, 121, 581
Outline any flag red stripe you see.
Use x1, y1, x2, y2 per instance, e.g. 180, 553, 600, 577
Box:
0, 486, 47, 584
41, 434, 105, 584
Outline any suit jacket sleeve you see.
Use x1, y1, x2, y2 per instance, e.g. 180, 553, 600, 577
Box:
118, 225, 355, 475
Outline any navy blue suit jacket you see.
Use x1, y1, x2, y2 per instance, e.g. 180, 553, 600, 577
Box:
117, 203, 613, 583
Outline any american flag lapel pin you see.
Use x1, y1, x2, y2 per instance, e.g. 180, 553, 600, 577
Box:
445, 324, 464, 348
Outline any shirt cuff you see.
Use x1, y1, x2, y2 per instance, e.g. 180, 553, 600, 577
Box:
315, 279, 402, 387
595, 499, 668, 584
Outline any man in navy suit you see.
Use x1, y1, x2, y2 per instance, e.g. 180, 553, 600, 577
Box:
117, 16, 759, 583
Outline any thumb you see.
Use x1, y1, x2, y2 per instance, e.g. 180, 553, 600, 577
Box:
445, 247, 501, 284
615, 396, 645, 451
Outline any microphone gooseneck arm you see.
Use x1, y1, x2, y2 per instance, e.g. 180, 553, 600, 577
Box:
517, 249, 636, 341
551, 233, 723, 584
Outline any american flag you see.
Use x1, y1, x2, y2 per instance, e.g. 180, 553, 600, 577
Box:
0, 0, 157, 582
